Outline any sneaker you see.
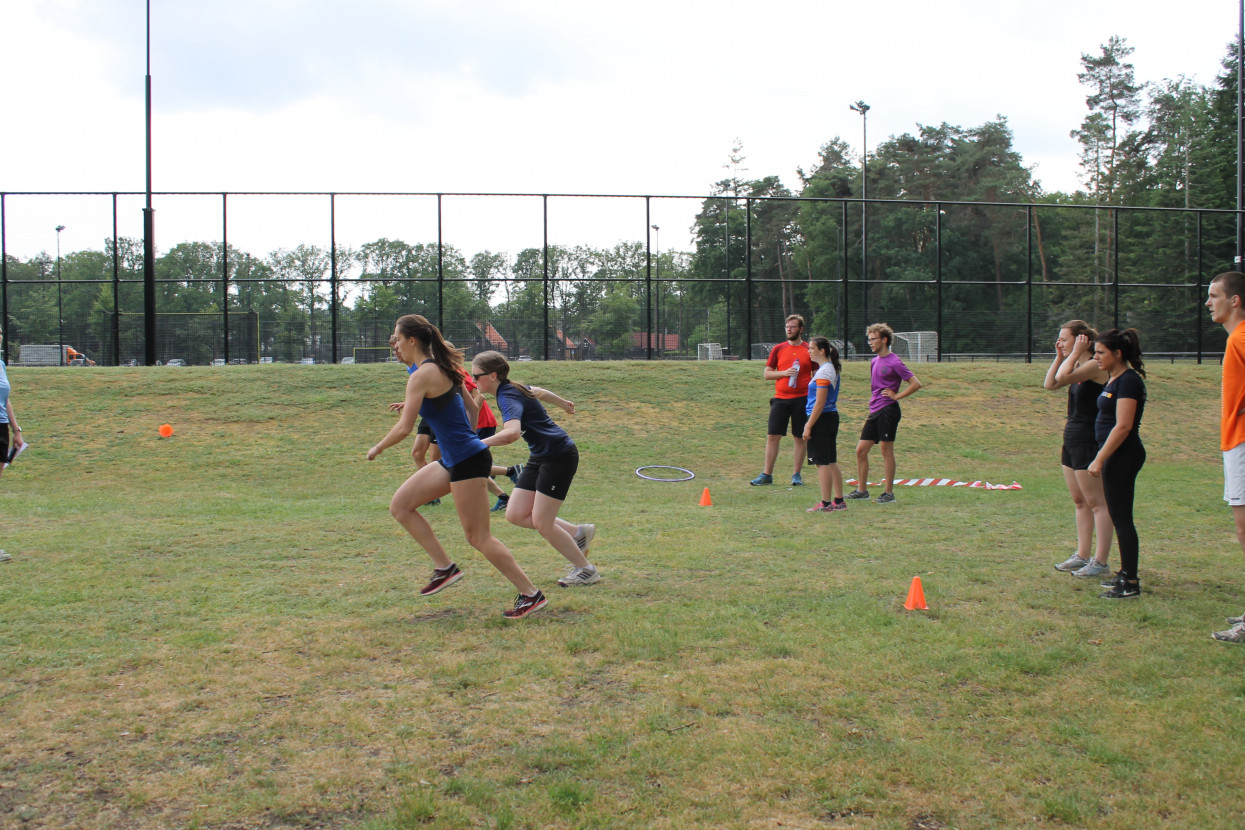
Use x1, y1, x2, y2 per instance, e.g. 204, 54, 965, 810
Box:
831, 500, 847, 511
0, 550, 10, 563
749, 473, 773, 486
874, 492, 896, 504
806, 501, 834, 513
419, 563, 463, 596
791, 472, 804, 486
574, 523, 596, 553
426, 498, 441, 507
558, 565, 601, 587
503, 590, 547, 618
507, 463, 524, 487
1072, 560, 1111, 579
845, 489, 870, 500
1099, 578, 1141, 600
1101, 570, 1125, 589
1212, 622, 1245, 643
1226, 612, 1245, 625
491, 495, 509, 512
1055, 554, 1090, 572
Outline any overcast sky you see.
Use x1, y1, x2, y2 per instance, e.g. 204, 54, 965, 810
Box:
2, 0, 1238, 263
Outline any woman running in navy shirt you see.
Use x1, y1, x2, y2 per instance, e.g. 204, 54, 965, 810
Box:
471, 350, 600, 587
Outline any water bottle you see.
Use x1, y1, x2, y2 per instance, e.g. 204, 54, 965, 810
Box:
788, 359, 799, 388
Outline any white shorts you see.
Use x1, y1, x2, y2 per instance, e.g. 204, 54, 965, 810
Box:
1225, 443, 1245, 506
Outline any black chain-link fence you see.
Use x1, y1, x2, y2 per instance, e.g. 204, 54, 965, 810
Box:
0, 192, 1236, 366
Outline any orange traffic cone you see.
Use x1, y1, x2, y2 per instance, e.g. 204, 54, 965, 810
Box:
698, 487, 713, 506
903, 576, 928, 611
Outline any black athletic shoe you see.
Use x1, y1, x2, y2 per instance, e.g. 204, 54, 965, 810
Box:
1099, 578, 1141, 600
420, 563, 463, 596
1101, 569, 1126, 590
503, 590, 547, 619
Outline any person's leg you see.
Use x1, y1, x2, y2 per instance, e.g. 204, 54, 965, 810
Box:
829, 462, 844, 501
762, 434, 782, 476
854, 439, 874, 494
790, 402, 807, 477
412, 433, 431, 467
1074, 468, 1114, 565
486, 477, 505, 497
816, 463, 832, 503
1063, 466, 1093, 561
390, 464, 454, 568
1102, 446, 1144, 582
529, 493, 590, 569
879, 441, 897, 494
451, 477, 538, 596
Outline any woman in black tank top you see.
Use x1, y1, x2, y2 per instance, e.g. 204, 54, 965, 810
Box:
1043, 321, 1113, 579
367, 315, 548, 619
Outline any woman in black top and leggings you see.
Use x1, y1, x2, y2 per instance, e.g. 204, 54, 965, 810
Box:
1089, 329, 1146, 600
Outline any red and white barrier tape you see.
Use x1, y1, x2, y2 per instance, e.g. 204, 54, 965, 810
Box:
846, 477, 1022, 491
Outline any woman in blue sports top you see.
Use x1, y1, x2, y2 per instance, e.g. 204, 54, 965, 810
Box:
367, 315, 546, 619
470, 350, 600, 587
802, 336, 845, 513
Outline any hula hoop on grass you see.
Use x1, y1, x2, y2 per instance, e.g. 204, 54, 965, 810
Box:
635, 465, 695, 482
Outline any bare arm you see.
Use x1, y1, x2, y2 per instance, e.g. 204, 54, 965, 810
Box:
883, 375, 922, 402
530, 385, 574, 414
1053, 336, 1105, 388
1042, 341, 1066, 390
1088, 397, 1138, 477
368, 371, 425, 460
802, 387, 826, 441
482, 418, 523, 447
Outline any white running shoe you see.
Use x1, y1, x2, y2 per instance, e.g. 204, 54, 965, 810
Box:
574, 523, 596, 553
0, 550, 10, 562
558, 565, 601, 587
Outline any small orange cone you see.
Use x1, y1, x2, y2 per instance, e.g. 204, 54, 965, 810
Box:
903, 576, 928, 611
698, 487, 713, 506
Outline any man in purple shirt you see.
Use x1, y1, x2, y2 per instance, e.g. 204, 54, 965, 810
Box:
846, 323, 922, 504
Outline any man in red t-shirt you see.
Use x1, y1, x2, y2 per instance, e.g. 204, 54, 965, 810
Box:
750, 314, 812, 486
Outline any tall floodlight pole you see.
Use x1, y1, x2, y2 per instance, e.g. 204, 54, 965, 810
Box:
850, 101, 870, 323
1237, 0, 1243, 266
651, 224, 661, 355
142, 0, 157, 365
56, 225, 65, 366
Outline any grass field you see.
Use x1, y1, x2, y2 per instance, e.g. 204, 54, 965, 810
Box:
1, 359, 1243, 829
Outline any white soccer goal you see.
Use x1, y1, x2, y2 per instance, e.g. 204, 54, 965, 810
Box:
893, 331, 939, 363
697, 342, 724, 360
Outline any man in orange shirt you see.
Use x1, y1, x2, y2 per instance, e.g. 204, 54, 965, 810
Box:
1208, 271, 1245, 642
750, 315, 812, 486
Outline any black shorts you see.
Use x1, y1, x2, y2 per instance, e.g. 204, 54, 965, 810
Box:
514, 446, 579, 500
806, 411, 839, 466
439, 447, 493, 482
860, 402, 901, 443
416, 418, 437, 444
767, 397, 808, 438
0, 423, 8, 462
1062, 440, 1098, 471
476, 426, 496, 441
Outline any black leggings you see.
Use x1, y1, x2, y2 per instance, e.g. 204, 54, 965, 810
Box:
1102, 440, 1145, 579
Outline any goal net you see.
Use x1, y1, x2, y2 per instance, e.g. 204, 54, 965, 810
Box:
893, 331, 938, 363
697, 343, 724, 360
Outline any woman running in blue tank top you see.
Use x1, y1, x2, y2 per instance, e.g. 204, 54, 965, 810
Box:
367, 314, 546, 619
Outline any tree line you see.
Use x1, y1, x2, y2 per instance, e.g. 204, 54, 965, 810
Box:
3, 34, 1238, 363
